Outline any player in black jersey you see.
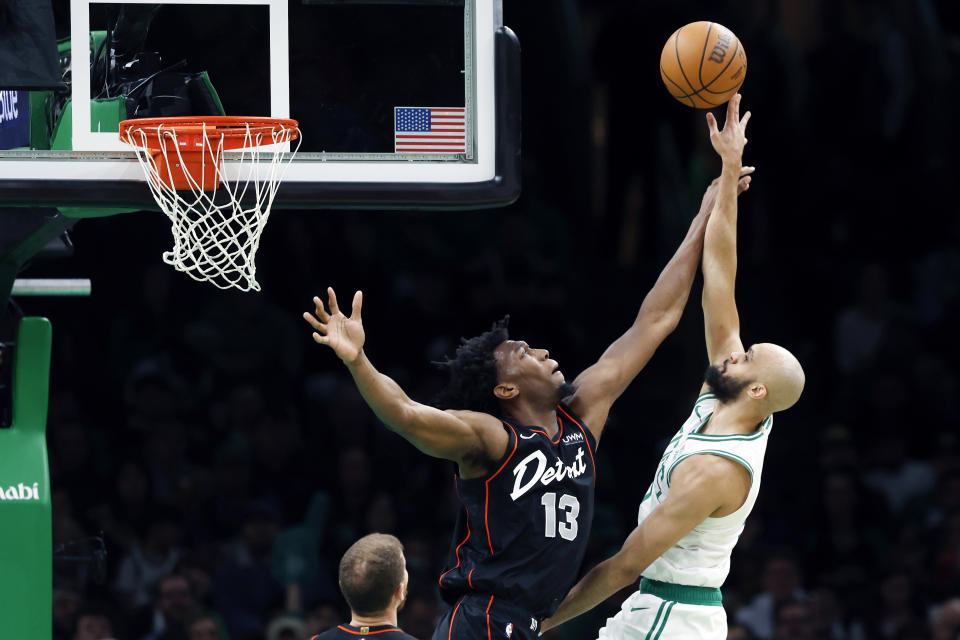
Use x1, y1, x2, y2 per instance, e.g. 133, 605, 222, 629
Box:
303, 176, 748, 639
312, 533, 417, 640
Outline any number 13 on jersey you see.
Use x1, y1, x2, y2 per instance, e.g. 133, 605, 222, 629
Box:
541, 492, 580, 540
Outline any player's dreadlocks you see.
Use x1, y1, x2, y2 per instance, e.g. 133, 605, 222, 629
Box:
433, 316, 510, 415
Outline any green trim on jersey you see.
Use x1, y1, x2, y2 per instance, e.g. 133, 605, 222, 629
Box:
693, 403, 713, 422
666, 450, 755, 486
640, 578, 723, 607
691, 413, 771, 440
688, 431, 764, 442
641, 485, 653, 502
693, 394, 716, 419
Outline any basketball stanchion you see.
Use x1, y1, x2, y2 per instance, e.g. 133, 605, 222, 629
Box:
119, 116, 301, 292
0, 317, 53, 640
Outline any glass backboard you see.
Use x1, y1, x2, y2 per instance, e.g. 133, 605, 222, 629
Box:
0, 0, 519, 210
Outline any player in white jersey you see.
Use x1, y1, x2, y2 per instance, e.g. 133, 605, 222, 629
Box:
540, 94, 805, 639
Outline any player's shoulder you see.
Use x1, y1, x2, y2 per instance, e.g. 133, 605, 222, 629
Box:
443, 410, 514, 475
668, 452, 752, 517
672, 449, 752, 495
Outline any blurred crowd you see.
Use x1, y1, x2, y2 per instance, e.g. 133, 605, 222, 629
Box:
23, 0, 960, 639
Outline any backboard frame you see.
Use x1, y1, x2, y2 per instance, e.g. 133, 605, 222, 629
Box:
0, 0, 520, 210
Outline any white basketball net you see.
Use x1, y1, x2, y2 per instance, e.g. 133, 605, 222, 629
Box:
122, 121, 301, 292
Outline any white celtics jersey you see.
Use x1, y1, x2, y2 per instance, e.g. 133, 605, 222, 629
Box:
637, 392, 772, 588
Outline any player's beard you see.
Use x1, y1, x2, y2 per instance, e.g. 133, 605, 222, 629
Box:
557, 381, 578, 404
703, 364, 751, 403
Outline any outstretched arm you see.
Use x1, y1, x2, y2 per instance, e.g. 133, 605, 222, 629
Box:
702, 94, 751, 363
540, 455, 749, 632
303, 288, 507, 474
568, 171, 752, 442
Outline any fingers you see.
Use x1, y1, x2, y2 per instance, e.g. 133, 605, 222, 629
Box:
311, 332, 329, 346
727, 93, 740, 126
705, 112, 719, 137
302, 311, 327, 333
327, 286, 340, 316
738, 176, 752, 193
351, 290, 363, 321
740, 110, 751, 131
312, 296, 330, 322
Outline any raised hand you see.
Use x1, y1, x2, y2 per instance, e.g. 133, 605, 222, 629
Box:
303, 287, 365, 364
706, 93, 751, 164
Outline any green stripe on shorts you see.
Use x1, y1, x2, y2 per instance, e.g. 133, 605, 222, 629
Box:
652, 601, 676, 640
643, 601, 667, 640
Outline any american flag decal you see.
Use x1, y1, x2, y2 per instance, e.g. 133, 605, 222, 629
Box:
394, 107, 465, 153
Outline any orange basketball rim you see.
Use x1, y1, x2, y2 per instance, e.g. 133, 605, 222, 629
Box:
119, 116, 300, 190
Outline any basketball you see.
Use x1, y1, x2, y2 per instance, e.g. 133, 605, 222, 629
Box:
660, 21, 747, 109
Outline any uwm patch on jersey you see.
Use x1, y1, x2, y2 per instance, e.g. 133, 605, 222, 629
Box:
437, 404, 597, 620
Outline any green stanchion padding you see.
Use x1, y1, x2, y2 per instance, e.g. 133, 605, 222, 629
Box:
0, 317, 53, 640
51, 30, 138, 218
51, 97, 141, 218
50, 96, 127, 150
29, 91, 52, 151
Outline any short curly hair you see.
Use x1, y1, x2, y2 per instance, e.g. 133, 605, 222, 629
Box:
433, 316, 510, 415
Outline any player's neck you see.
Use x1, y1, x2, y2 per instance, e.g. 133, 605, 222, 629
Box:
507, 403, 559, 437
350, 609, 397, 628
705, 401, 765, 434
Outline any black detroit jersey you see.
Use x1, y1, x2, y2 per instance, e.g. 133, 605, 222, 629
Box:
437, 403, 597, 620
311, 624, 417, 639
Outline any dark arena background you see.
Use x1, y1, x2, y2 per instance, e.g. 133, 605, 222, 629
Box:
4, 1, 960, 639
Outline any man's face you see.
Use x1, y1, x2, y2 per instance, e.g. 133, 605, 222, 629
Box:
704, 345, 761, 403
74, 614, 112, 640
494, 340, 567, 399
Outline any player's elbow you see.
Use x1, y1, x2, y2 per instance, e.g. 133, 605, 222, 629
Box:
615, 566, 643, 593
